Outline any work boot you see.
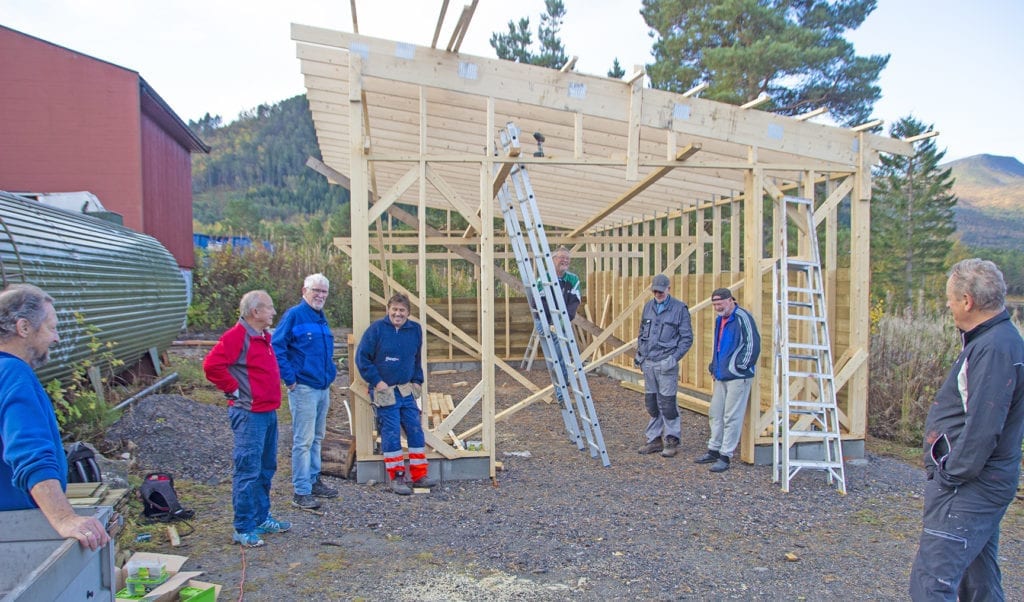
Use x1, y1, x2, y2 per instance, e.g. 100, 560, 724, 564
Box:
660, 436, 680, 458
291, 493, 321, 510
311, 478, 339, 498
695, 450, 720, 464
637, 438, 663, 454
710, 456, 731, 473
409, 473, 439, 489
390, 472, 413, 495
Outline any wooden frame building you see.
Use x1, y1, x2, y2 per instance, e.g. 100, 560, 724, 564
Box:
292, 17, 914, 479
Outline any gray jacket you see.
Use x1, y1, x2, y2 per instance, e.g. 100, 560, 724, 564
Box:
636, 295, 693, 364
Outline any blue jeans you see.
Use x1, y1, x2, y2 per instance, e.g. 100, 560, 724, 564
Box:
288, 385, 331, 495
229, 406, 278, 533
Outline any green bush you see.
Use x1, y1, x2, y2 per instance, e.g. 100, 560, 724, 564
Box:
189, 241, 353, 331
45, 313, 123, 441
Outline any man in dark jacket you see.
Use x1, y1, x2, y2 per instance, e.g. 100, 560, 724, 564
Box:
634, 274, 693, 458
204, 290, 290, 548
910, 259, 1024, 600
273, 273, 338, 510
355, 293, 433, 495
695, 287, 760, 473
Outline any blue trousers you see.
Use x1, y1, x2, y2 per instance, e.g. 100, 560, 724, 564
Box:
377, 390, 427, 480
229, 406, 278, 533
288, 384, 330, 495
910, 478, 1008, 601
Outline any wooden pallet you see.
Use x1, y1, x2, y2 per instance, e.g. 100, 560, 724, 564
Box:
66, 481, 130, 507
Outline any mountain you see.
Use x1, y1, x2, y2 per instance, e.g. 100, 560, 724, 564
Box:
943, 154, 1024, 249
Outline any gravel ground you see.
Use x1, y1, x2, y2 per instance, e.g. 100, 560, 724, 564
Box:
104, 364, 1024, 601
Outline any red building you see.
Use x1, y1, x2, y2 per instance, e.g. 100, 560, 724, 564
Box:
0, 25, 209, 270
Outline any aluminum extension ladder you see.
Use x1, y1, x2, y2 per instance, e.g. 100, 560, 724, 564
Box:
772, 195, 846, 493
496, 122, 610, 467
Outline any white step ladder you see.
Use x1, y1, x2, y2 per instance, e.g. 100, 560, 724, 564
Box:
772, 195, 846, 493
497, 122, 610, 467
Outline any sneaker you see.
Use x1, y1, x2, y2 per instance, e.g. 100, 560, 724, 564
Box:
255, 515, 291, 534
710, 457, 731, 473
291, 493, 321, 510
311, 478, 339, 499
637, 439, 663, 455
695, 450, 720, 464
390, 473, 413, 495
660, 436, 680, 458
232, 531, 265, 548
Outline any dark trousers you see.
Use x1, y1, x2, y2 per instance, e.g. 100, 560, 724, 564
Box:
910, 479, 1008, 601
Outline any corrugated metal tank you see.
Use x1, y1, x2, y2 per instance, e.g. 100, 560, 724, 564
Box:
0, 190, 186, 385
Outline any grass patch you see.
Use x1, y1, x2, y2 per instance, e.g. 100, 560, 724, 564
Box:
865, 435, 921, 466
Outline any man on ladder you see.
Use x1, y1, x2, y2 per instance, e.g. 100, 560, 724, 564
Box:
533, 246, 581, 387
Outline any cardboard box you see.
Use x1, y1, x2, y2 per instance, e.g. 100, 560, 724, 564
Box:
115, 552, 220, 601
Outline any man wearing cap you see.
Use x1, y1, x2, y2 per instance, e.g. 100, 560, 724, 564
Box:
695, 287, 761, 472
634, 274, 693, 457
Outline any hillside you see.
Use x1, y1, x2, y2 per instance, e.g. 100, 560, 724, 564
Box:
189, 95, 349, 233
943, 154, 1024, 248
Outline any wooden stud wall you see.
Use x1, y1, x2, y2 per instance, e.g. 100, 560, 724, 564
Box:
293, 22, 914, 470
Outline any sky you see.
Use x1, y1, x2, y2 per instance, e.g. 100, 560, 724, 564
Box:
4, 0, 1022, 163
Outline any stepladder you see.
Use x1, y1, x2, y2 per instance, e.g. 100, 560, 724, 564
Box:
772, 195, 846, 493
496, 122, 611, 467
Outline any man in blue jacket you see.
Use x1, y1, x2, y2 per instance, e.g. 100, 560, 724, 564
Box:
273, 273, 338, 510
910, 259, 1024, 601
355, 293, 432, 495
695, 288, 761, 473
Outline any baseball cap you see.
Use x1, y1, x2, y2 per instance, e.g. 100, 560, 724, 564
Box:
651, 274, 670, 292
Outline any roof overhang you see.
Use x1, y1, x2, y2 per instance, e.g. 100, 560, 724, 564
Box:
292, 23, 913, 232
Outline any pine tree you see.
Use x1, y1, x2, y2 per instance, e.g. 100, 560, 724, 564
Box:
490, 0, 569, 69
640, 0, 887, 125
608, 58, 626, 79
871, 116, 958, 307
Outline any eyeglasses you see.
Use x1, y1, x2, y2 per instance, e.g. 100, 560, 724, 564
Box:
309, 288, 329, 295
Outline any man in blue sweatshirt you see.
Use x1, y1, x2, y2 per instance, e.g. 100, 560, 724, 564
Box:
695, 287, 760, 473
0, 284, 110, 550
273, 273, 338, 510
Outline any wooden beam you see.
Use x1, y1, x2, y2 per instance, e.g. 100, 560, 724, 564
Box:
560, 56, 578, 73
682, 82, 708, 98
794, 107, 827, 121
740, 94, 770, 109
567, 143, 702, 237
431, 0, 450, 49
851, 119, 883, 132
904, 130, 939, 143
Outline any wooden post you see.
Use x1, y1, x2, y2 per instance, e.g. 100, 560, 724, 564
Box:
348, 55, 374, 462
740, 162, 765, 464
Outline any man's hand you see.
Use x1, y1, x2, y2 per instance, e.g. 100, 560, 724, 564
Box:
31, 479, 111, 551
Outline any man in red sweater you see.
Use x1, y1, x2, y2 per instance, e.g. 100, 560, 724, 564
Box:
203, 290, 290, 547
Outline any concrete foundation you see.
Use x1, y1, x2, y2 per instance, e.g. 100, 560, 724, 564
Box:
355, 457, 492, 484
